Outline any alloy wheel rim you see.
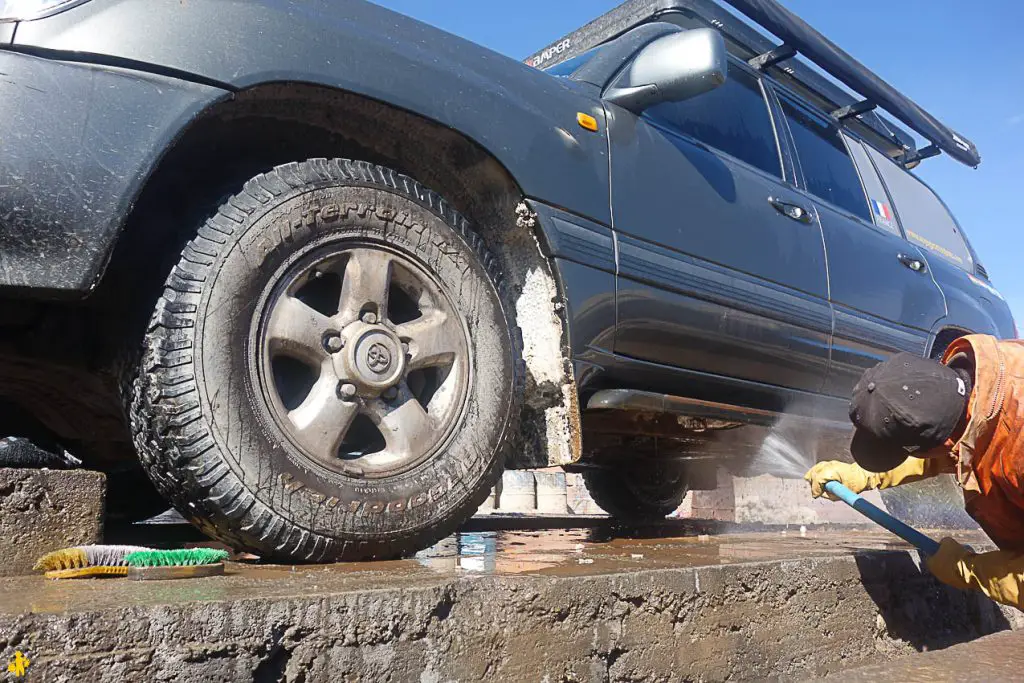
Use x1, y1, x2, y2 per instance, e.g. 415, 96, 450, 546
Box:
255, 243, 471, 479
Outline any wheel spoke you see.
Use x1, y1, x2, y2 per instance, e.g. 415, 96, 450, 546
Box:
259, 241, 474, 478
396, 311, 460, 371
266, 295, 331, 362
338, 249, 392, 322
287, 375, 359, 461
368, 387, 435, 460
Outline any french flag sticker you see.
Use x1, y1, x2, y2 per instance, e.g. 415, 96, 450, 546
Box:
871, 199, 892, 224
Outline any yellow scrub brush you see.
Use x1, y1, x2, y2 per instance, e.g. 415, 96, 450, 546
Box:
33, 545, 155, 579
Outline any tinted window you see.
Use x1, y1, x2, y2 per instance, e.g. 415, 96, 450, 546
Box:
645, 65, 781, 177
845, 135, 900, 235
543, 48, 597, 77
865, 145, 973, 268
780, 96, 871, 222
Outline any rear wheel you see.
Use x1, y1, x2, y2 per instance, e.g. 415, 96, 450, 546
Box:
129, 159, 522, 561
583, 462, 690, 522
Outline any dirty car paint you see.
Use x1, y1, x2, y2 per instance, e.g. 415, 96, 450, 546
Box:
0, 51, 226, 292
7, 0, 611, 293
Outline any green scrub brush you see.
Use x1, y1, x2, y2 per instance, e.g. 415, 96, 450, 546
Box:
124, 548, 229, 580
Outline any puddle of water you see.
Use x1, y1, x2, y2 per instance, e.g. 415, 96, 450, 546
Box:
415, 529, 593, 574
409, 524, 955, 577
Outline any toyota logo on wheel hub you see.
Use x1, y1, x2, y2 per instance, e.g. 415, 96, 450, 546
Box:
366, 342, 392, 373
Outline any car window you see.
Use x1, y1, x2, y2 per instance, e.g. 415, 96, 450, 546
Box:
644, 64, 781, 178
778, 95, 871, 222
543, 48, 598, 77
865, 144, 973, 269
845, 135, 900, 236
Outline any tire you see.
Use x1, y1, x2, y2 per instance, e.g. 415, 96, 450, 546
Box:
128, 158, 522, 562
583, 462, 690, 522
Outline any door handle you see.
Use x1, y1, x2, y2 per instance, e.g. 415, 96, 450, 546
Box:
897, 253, 927, 273
768, 197, 813, 224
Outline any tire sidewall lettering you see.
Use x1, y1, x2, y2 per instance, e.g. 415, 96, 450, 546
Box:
192, 180, 512, 540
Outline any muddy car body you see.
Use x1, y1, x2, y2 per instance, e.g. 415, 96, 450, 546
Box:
0, 0, 1012, 559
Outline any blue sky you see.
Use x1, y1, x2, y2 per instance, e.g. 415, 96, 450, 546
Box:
375, 0, 1023, 328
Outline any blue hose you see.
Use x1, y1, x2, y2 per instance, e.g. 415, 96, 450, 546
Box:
824, 480, 941, 556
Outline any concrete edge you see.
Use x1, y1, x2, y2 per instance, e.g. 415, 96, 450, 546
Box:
2, 549, 1019, 681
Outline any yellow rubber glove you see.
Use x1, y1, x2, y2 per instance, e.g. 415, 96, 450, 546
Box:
804, 461, 874, 500
927, 538, 1024, 611
804, 457, 944, 500
872, 455, 950, 489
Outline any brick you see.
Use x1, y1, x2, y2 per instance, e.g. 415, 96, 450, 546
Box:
0, 468, 105, 577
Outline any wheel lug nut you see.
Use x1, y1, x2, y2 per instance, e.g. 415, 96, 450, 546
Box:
337, 383, 357, 401
323, 334, 344, 354
361, 311, 378, 324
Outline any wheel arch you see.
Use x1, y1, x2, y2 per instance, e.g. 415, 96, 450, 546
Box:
928, 326, 973, 360
100, 82, 581, 468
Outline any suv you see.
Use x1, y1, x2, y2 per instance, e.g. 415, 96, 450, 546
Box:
0, 0, 1013, 561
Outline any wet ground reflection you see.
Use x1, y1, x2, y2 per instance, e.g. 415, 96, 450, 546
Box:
411, 522, 984, 577
2, 518, 991, 616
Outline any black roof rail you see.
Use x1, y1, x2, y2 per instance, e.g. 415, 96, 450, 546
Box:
747, 43, 795, 71
720, 0, 979, 168
527, 0, 980, 168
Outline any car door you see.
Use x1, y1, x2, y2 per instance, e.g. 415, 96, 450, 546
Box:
769, 90, 946, 397
607, 60, 832, 395
863, 143, 1012, 341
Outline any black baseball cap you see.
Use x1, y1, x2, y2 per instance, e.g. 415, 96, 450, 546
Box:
849, 353, 969, 473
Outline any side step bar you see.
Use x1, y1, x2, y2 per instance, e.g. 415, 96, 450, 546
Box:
586, 389, 852, 434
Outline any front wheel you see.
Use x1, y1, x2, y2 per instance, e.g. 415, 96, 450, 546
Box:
129, 159, 522, 562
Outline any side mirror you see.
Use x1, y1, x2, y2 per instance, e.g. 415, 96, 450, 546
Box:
604, 28, 728, 113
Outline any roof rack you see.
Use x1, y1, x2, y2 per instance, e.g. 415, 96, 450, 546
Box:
526, 0, 980, 168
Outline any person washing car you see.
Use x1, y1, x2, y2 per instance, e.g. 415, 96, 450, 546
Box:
805, 334, 1024, 610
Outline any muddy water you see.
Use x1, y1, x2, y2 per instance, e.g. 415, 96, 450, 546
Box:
0, 524, 991, 616
414, 525, 976, 576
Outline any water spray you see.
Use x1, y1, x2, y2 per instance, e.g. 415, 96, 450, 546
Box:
750, 407, 833, 480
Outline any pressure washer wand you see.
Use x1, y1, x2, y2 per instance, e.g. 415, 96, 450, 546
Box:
824, 480, 941, 556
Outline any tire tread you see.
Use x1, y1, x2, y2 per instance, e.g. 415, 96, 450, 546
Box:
127, 158, 524, 561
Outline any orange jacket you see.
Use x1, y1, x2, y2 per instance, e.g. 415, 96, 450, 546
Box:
942, 335, 1024, 552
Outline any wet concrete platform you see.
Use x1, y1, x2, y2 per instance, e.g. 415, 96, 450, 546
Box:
1, 523, 1020, 681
